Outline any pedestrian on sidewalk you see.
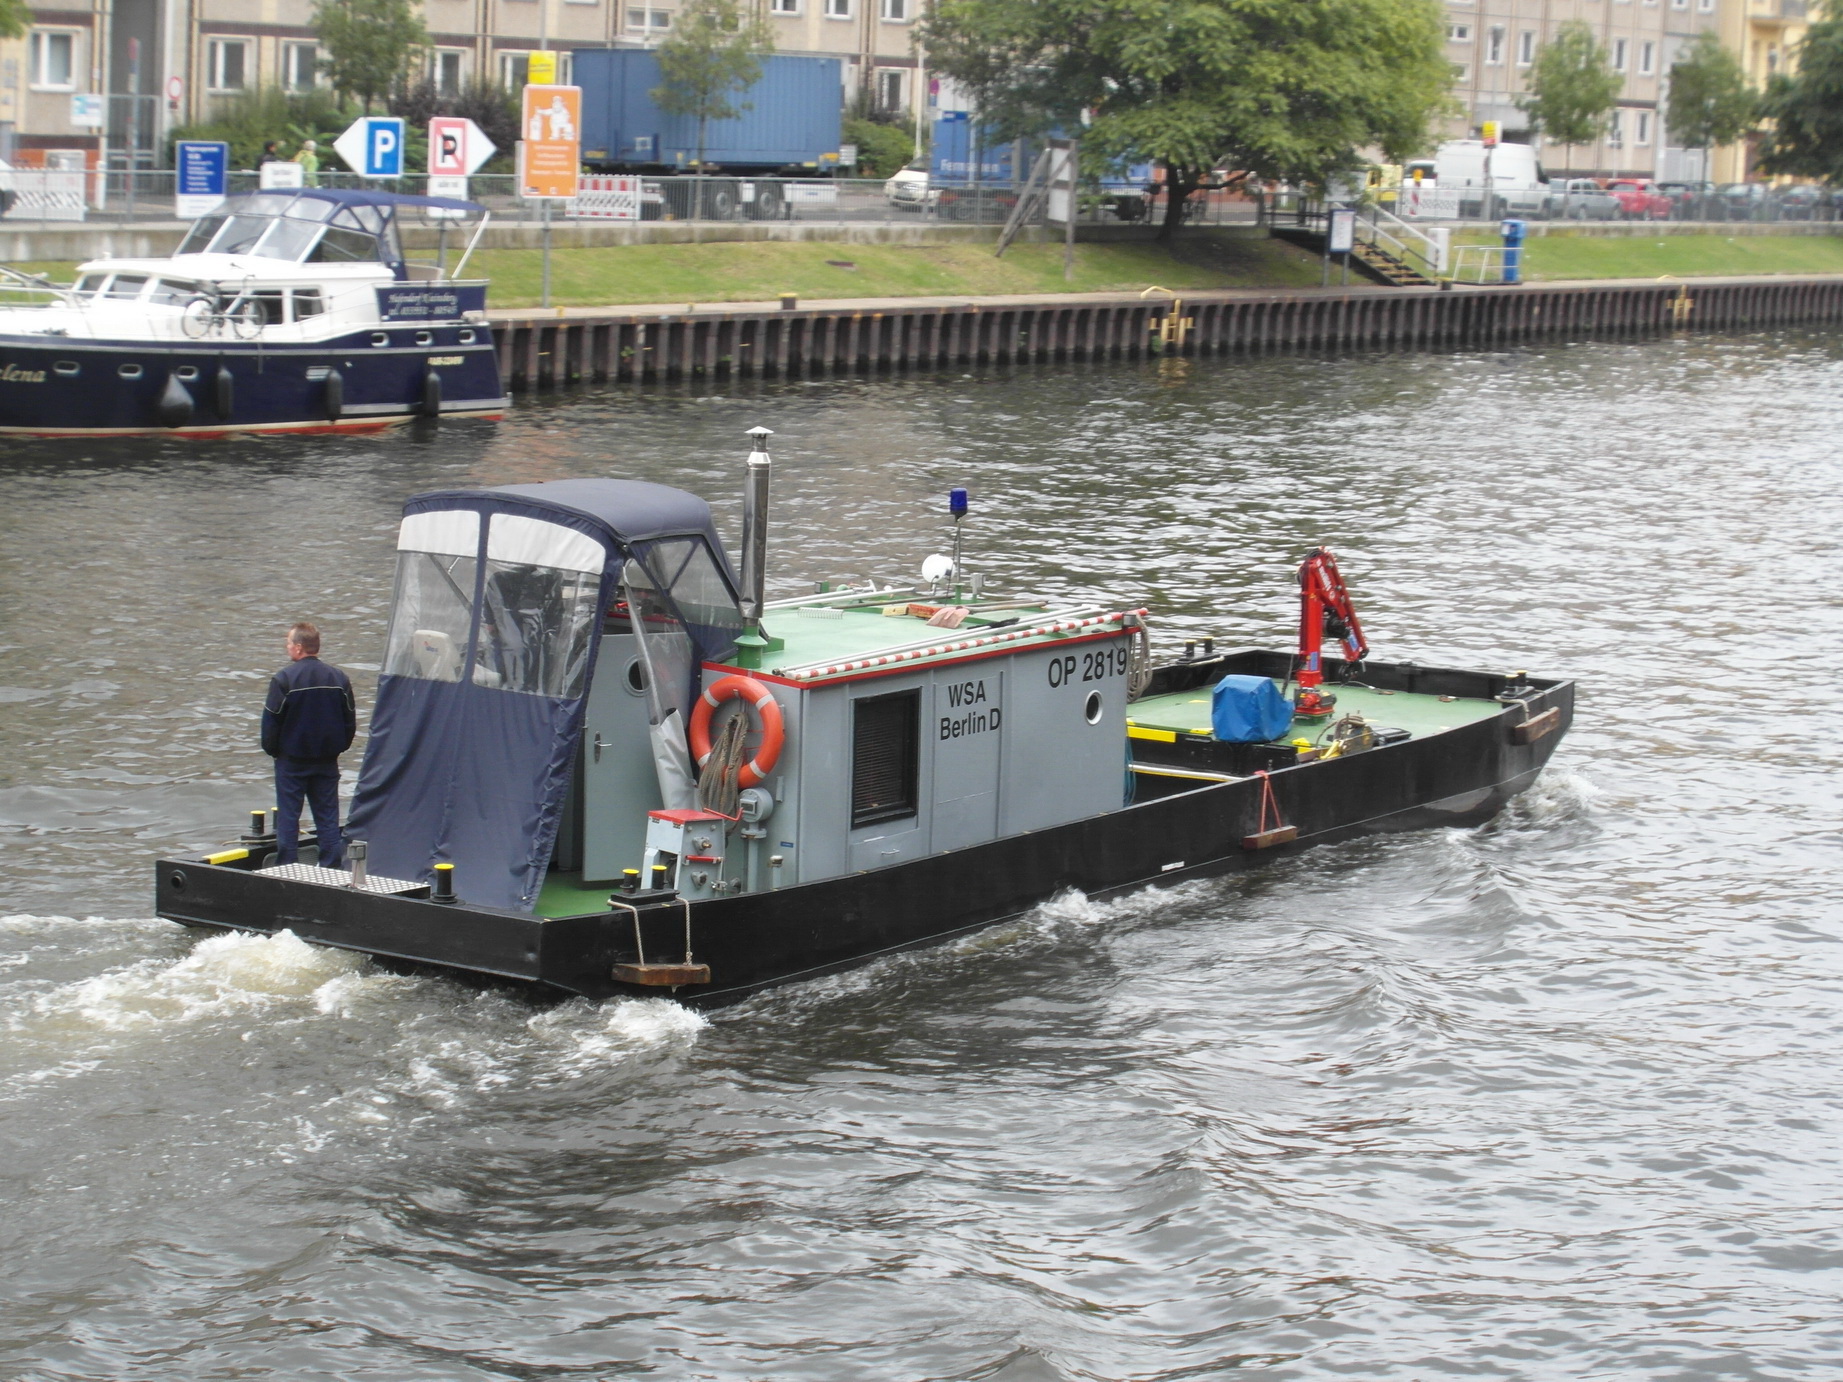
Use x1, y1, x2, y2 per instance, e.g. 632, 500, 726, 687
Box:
295, 139, 320, 186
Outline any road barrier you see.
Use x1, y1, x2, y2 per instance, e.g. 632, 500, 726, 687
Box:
487, 275, 1843, 390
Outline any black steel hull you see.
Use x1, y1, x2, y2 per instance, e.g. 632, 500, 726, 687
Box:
155, 659, 1573, 1007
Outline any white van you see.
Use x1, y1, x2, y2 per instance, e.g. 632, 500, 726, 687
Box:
1402, 141, 1550, 218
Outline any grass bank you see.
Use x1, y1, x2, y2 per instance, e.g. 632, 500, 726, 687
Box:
471, 234, 1325, 306
1466, 230, 1843, 281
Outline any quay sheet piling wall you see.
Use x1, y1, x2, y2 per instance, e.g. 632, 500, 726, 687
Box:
486, 277, 1843, 390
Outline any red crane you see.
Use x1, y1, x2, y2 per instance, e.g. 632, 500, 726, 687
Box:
1294, 546, 1368, 718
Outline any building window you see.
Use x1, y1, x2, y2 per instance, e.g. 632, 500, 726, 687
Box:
207, 39, 250, 92
625, 8, 672, 29
874, 68, 904, 111
1518, 30, 1535, 64
770, 0, 799, 12
29, 31, 76, 90
282, 42, 318, 91
1672, 0, 1688, 8
880, 0, 907, 18
500, 52, 529, 86
1636, 110, 1652, 144
433, 49, 467, 94
1608, 110, 1625, 147
825, 0, 851, 17
1454, 63, 1472, 82
1698, 0, 1714, 11
1612, 38, 1628, 68
1447, 22, 1471, 41
1639, 40, 1655, 73
1486, 26, 1504, 63
851, 690, 919, 828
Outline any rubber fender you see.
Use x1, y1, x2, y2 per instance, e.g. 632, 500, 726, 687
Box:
213, 364, 233, 418
323, 368, 343, 421
421, 368, 441, 417
157, 372, 194, 429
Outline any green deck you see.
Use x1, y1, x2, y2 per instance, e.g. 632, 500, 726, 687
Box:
537, 871, 620, 918
1126, 680, 1503, 743
753, 601, 1068, 675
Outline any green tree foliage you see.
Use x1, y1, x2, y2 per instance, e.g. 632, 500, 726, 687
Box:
920, 0, 1451, 238
312, 0, 429, 113
168, 87, 355, 169
1666, 30, 1755, 155
1756, 14, 1843, 182
0, 0, 28, 40
843, 116, 918, 177
650, 0, 775, 171
1518, 21, 1622, 149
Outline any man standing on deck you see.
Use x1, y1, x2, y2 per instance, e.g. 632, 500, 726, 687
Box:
261, 622, 356, 868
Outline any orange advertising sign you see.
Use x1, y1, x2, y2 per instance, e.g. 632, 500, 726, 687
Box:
520, 84, 581, 199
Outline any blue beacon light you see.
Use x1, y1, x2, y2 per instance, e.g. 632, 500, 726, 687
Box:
950, 487, 969, 516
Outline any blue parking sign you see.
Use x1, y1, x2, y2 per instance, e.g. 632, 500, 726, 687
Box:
335, 117, 405, 178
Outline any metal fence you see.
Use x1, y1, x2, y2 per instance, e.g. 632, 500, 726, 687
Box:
0, 168, 1263, 229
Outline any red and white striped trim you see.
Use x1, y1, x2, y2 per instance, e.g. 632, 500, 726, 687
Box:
779, 608, 1145, 682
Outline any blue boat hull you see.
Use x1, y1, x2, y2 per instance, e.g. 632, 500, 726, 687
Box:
0, 322, 507, 436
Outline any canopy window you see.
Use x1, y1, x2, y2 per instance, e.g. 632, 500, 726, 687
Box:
382, 509, 481, 684
473, 515, 604, 699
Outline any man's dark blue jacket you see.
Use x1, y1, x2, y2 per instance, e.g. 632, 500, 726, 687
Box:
261, 657, 357, 763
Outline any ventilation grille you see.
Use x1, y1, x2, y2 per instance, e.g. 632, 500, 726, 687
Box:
851, 690, 920, 828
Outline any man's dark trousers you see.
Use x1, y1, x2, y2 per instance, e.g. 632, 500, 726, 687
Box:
275, 759, 344, 868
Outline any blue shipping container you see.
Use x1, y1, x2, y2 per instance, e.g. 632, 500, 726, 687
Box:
572, 49, 842, 173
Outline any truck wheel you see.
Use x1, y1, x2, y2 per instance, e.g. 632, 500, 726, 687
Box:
703, 180, 740, 220
750, 184, 784, 221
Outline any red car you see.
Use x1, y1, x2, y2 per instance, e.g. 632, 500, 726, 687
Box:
1604, 179, 1672, 221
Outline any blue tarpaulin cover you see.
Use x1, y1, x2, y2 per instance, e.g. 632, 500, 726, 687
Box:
1211, 675, 1293, 743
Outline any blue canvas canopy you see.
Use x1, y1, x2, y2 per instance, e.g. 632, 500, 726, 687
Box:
346, 479, 744, 911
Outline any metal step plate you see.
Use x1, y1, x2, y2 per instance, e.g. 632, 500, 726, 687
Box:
255, 862, 427, 896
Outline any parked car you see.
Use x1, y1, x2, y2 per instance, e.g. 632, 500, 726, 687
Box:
884, 163, 933, 211
1550, 178, 1619, 221
1718, 183, 1773, 220
1605, 179, 1672, 221
1776, 184, 1832, 220
1656, 181, 1718, 219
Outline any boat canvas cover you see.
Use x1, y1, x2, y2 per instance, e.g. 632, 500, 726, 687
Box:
346, 480, 740, 911
1211, 674, 1293, 743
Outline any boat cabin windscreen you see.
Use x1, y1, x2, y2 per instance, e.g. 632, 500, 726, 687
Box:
174, 193, 404, 270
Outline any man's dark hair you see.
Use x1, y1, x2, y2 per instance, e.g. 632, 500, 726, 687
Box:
288, 622, 321, 654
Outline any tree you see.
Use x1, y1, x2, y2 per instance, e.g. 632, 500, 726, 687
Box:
1666, 30, 1755, 179
391, 78, 522, 174
1518, 21, 1623, 151
0, 0, 27, 40
312, 0, 429, 114
650, 0, 775, 175
1756, 14, 1843, 183
920, 0, 1451, 240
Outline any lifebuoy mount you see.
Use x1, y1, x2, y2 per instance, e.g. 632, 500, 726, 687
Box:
687, 675, 786, 789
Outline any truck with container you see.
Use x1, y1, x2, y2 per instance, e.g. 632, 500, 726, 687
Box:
570, 48, 843, 221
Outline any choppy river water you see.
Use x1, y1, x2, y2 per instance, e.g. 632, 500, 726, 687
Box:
2, 332, 1841, 1380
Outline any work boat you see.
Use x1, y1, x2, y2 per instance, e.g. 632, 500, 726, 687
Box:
0, 187, 506, 436
156, 431, 1575, 1005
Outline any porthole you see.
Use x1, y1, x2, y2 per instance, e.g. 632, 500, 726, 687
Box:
117, 363, 143, 379
415, 331, 433, 346
167, 869, 187, 892
53, 361, 78, 376
175, 365, 199, 380
370, 333, 389, 347
624, 658, 647, 694
1083, 691, 1104, 724
458, 329, 475, 344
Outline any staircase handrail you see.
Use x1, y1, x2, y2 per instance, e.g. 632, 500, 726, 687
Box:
1357, 205, 1447, 277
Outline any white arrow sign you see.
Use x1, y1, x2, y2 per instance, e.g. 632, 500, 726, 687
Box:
428, 116, 496, 176
334, 116, 406, 178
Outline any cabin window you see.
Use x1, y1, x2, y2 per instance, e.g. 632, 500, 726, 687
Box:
472, 514, 605, 698
150, 278, 201, 306
71, 274, 104, 297
312, 226, 381, 263
639, 536, 744, 654
255, 216, 324, 262
852, 690, 920, 827
248, 289, 287, 325
176, 214, 226, 254
292, 288, 324, 319
104, 275, 148, 300
381, 510, 483, 683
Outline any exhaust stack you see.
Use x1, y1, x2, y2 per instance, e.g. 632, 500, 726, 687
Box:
740, 426, 773, 628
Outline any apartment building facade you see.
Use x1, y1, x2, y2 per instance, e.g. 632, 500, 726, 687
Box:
0, 0, 927, 171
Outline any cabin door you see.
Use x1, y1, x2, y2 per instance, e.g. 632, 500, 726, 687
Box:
580, 632, 663, 881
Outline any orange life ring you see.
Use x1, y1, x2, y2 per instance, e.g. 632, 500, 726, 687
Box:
687, 675, 786, 789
